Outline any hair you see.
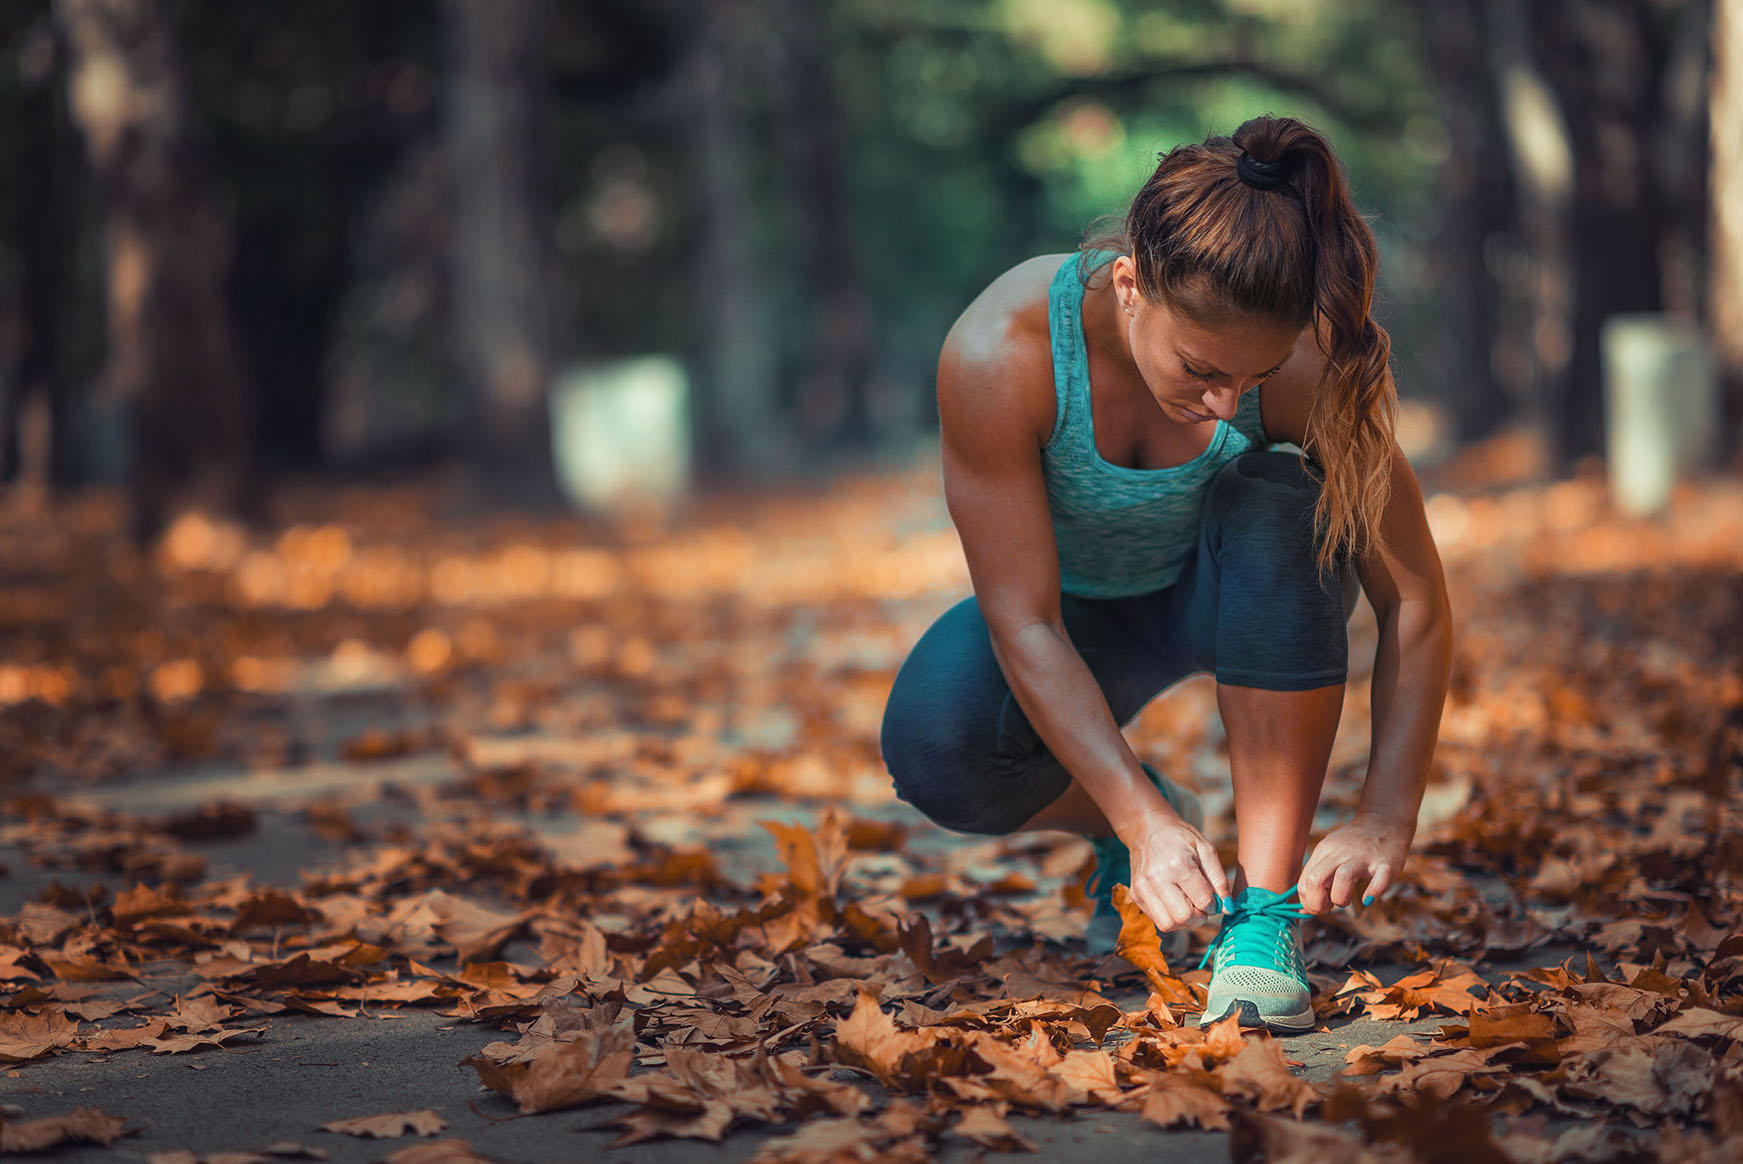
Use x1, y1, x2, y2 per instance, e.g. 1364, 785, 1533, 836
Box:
1079, 114, 1397, 575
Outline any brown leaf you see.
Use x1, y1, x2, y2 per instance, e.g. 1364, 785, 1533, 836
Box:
1111, 885, 1174, 992
1140, 1076, 1232, 1131
1230, 1109, 1412, 1163
1049, 1049, 1121, 1105
607, 1097, 733, 1147
1343, 1035, 1436, 1077
1372, 1049, 1509, 1103
1563, 1041, 1710, 1118
0, 1107, 132, 1152
145, 1026, 267, 1054
1218, 1036, 1318, 1118
747, 1116, 927, 1164
1655, 1006, 1743, 1042
0, 1008, 83, 1062
463, 1019, 634, 1114
832, 988, 936, 1090
382, 1139, 496, 1164
316, 1111, 447, 1139
949, 1106, 1035, 1151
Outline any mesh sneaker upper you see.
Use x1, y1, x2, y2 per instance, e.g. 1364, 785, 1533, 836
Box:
1198, 886, 1310, 986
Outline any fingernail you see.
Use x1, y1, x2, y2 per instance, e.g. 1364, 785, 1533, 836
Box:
1362, 895, 1375, 907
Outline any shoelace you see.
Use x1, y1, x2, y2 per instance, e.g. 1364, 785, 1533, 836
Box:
1084, 836, 1129, 904
1197, 890, 1311, 972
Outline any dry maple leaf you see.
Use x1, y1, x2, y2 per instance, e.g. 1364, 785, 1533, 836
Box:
1343, 1035, 1440, 1077
1048, 1048, 1122, 1105
145, 1025, 267, 1054
1370, 1048, 1510, 1103
832, 987, 936, 1090
0, 1107, 133, 1153
747, 1116, 930, 1164
382, 1139, 496, 1164
1563, 1040, 1711, 1120
1217, 1036, 1319, 1118
0, 1008, 83, 1062
463, 1017, 634, 1113
1230, 1109, 1413, 1163
1140, 1075, 1233, 1131
1111, 885, 1173, 992
605, 1092, 733, 1147
949, 1105, 1036, 1152
316, 1111, 447, 1140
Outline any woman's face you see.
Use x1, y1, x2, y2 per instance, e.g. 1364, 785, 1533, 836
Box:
1110, 259, 1303, 426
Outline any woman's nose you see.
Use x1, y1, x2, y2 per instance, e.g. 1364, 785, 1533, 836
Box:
1201, 384, 1240, 421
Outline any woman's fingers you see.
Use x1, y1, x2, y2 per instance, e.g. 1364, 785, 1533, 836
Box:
1129, 883, 1162, 928
1296, 854, 1335, 914
1178, 865, 1217, 916
1363, 862, 1393, 904
1193, 835, 1233, 902
1329, 860, 1366, 909
1154, 882, 1196, 931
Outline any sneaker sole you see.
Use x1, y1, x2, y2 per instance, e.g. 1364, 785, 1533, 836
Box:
1199, 997, 1317, 1035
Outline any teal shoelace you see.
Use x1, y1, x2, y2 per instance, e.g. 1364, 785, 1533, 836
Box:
1197, 887, 1312, 974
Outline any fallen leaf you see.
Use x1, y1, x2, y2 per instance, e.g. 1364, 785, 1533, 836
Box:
1218, 1036, 1318, 1118
463, 1017, 633, 1113
0, 1107, 132, 1152
316, 1111, 446, 1139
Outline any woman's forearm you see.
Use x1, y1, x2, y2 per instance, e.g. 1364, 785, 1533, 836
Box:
989, 620, 1175, 839
1357, 596, 1454, 833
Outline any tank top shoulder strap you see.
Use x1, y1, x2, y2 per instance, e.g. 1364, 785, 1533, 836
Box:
1044, 249, 1119, 449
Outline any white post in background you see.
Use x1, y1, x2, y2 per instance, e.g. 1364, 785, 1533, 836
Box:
549, 356, 692, 515
1600, 314, 1718, 516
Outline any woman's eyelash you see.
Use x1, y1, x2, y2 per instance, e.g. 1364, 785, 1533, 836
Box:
1182, 364, 1282, 381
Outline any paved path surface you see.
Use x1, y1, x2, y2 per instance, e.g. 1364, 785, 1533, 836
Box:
2, 754, 1551, 1164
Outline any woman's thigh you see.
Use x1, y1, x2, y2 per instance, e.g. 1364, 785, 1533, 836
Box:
1165, 450, 1359, 691
879, 589, 1189, 835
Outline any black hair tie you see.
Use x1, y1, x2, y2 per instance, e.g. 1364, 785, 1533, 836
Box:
1236, 151, 1288, 190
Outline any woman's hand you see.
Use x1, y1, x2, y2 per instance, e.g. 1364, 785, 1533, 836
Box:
1121, 812, 1233, 932
1296, 812, 1413, 913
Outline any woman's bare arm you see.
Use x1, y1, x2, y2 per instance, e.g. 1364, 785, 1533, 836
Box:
937, 294, 1229, 924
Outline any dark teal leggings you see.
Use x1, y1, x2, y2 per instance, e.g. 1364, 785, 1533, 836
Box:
879, 450, 1358, 836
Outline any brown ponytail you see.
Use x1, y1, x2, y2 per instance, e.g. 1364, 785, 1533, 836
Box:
1080, 114, 1398, 574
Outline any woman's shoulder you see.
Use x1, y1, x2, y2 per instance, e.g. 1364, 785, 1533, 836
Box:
937, 253, 1074, 449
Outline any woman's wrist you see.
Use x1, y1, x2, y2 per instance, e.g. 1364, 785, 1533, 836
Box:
1350, 805, 1417, 840
1111, 787, 1183, 845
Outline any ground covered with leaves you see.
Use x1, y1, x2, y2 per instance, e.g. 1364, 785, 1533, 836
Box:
2, 443, 1742, 1162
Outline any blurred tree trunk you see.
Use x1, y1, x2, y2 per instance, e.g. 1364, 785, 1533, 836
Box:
1415, 0, 1514, 442
779, 0, 874, 449
1714, 0, 1743, 454
1531, 0, 1668, 467
55, 0, 258, 544
442, 0, 564, 507
1484, 0, 1576, 465
690, 0, 786, 477
1485, 0, 1707, 472
2, 14, 79, 492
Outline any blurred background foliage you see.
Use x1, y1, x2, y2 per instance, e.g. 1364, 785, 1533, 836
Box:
0, 0, 1736, 540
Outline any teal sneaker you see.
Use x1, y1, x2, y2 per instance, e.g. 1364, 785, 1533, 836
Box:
1083, 762, 1204, 960
1196, 885, 1315, 1033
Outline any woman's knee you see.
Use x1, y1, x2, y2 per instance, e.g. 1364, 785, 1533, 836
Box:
880, 678, 1057, 835
1204, 451, 1321, 530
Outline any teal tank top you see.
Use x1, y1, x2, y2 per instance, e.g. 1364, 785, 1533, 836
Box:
1042, 250, 1270, 598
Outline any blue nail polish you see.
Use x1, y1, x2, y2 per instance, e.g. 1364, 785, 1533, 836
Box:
1362, 894, 1375, 907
